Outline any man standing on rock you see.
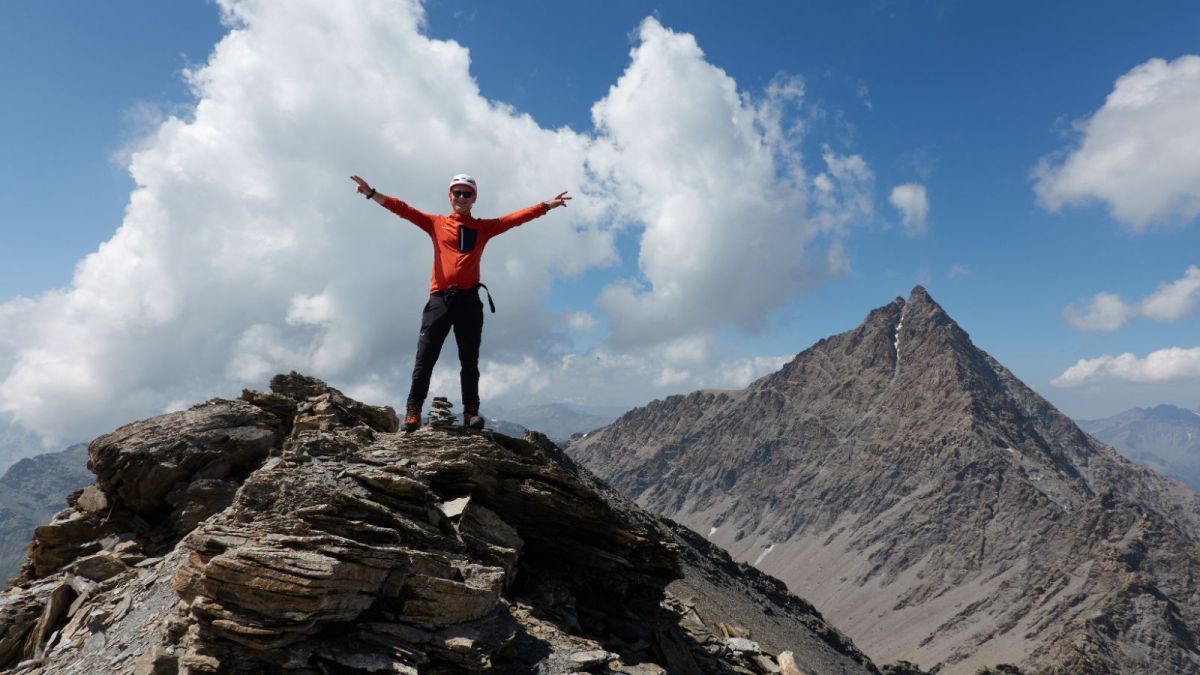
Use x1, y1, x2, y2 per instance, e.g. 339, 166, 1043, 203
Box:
351, 173, 570, 432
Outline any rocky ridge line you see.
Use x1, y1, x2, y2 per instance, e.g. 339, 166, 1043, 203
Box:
0, 373, 876, 674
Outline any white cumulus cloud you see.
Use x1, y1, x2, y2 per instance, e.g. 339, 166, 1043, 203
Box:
589, 19, 871, 349
1064, 266, 1200, 331
1141, 265, 1200, 322
714, 355, 793, 389
1052, 347, 1200, 387
1063, 292, 1136, 331
1034, 55, 1200, 230
493, 348, 790, 407
0, 3, 876, 451
888, 183, 929, 236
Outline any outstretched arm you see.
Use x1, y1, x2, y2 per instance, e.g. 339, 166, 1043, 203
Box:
486, 190, 573, 238
351, 175, 434, 232
351, 174, 388, 205
542, 191, 572, 210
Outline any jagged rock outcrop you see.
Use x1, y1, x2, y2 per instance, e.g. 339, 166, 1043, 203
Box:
0, 372, 876, 674
570, 287, 1200, 674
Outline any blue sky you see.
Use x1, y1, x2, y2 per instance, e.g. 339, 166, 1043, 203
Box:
1, 0, 1198, 453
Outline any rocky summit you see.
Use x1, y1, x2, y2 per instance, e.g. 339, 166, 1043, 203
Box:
0, 373, 876, 674
569, 287, 1200, 674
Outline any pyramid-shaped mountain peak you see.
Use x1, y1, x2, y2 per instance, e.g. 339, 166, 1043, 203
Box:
571, 289, 1200, 674
895, 286, 971, 353
902, 284, 957, 329
907, 283, 932, 302
766, 286, 993, 425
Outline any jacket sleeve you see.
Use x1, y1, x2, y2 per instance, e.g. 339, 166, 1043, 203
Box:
483, 202, 551, 238
381, 197, 436, 235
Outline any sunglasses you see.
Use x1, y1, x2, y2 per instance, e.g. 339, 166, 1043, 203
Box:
452, 190, 475, 199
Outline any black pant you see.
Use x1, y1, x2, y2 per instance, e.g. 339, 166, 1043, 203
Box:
407, 289, 484, 409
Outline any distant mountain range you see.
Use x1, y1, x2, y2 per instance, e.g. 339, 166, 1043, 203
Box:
1078, 404, 1200, 491
570, 286, 1200, 674
487, 402, 618, 440
0, 423, 50, 475
0, 444, 93, 581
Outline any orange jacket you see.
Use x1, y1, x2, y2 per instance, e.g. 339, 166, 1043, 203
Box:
382, 198, 549, 293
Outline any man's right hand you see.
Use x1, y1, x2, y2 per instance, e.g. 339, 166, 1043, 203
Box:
351, 175, 373, 196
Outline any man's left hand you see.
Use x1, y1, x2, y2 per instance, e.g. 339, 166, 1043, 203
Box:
544, 191, 572, 209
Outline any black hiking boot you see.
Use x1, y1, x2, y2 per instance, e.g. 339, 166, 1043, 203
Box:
463, 405, 485, 430
403, 403, 421, 432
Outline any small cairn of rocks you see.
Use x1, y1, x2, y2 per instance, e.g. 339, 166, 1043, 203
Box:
428, 396, 457, 428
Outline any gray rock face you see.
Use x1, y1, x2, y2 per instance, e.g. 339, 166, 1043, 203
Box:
569, 286, 1200, 674
1079, 404, 1200, 491
0, 445, 92, 582
88, 400, 280, 517
0, 373, 876, 674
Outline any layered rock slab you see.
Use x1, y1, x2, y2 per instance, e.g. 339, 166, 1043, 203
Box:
0, 373, 875, 674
